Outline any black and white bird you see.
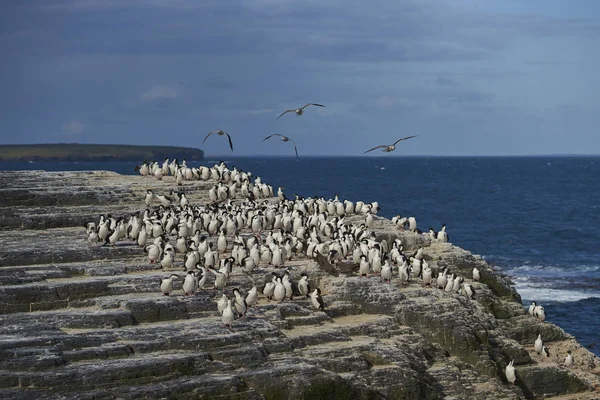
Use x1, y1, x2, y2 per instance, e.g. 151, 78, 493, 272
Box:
160, 274, 180, 296
309, 288, 325, 311
203, 129, 233, 152
542, 345, 550, 358
276, 103, 325, 120
363, 135, 418, 154
262, 134, 299, 159
565, 350, 574, 367
534, 334, 544, 355
298, 273, 310, 297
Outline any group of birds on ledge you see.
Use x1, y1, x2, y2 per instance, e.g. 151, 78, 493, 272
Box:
505, 314, 576, 387
87, 160, 464, 324
86, 158, 577, 387
200, 102, 418, 158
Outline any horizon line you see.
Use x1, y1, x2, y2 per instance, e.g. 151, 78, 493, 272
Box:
204, 153, 600, 158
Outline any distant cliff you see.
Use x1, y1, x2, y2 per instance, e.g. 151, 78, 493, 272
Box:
0, 144, 204, 162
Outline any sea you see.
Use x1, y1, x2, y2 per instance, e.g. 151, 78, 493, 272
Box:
1, 156, 599, 356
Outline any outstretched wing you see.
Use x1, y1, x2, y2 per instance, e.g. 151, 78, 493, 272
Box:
363, 145, 387, 154
262, 133, 282, 142
224, 131, 234, 152
301, 103, 325, 110
288, 138, 299, 159
202, 130, 216, 144
392, 135, 418, 146
276, 110, 294, 120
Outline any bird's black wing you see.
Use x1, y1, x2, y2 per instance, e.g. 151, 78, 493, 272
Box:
317, 295, 326, 310
302, 103, 325, 110
224, 131, 234, 152
363, 145, 387, 154
262, 133, 281, 142
392, 135, 418, 146
288, 138, 299, 159
276, 110, 294, 120
202, 130, 216, 144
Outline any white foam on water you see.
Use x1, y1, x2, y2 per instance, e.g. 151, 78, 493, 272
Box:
503, 264, 600, 278
490, 260, 600, 303
513, 277, 600, 303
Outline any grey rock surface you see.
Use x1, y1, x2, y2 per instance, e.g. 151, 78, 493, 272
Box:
0, 170, 599, 399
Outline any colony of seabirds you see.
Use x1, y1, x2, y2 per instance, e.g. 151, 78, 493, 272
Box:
83, 103, 572, 388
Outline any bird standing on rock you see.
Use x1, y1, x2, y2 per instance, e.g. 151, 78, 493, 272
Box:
245, 286, 258, 308
273, 277, 286, 302
182, 270, 198, 295
381, 260, 392, 283
565, 350, 574, 367
534, 305, 546, 322
298, 273, 310, 297
528, 301, 537, 316
233, 288, 247, 318
505, 360, 516, 386
87, 226, 99, 245
222, 299, 235, 330
217, 293, 228, 314
437, 224, 449, 242
263, 274, 277, 301
534, 334, 544, 356
160, 274, 180, 296
310, 288, 326, 311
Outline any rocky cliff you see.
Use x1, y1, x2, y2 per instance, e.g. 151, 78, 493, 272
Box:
0, 169, 598, 400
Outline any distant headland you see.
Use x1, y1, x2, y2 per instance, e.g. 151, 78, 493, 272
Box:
0, 143, 204, 162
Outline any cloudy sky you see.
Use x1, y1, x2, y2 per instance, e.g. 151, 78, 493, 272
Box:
2, 0, 600, 156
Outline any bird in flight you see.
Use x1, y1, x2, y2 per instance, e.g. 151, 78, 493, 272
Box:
363, 135, 418, 154
263, 134, 299, 159
203, 130, 233, 152
276, 103, 325, 120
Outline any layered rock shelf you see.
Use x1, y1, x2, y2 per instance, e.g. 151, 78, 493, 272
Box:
0, 169, 599, 400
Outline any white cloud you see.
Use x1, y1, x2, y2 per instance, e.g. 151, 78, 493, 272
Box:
140, 85, 181, 102
246, 108, 275, 115
61, 120, 85, 134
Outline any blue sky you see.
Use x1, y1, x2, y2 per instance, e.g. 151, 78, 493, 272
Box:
2, 0, 599, 156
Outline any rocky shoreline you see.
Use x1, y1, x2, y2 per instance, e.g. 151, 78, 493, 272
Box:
0, 168, 599, 399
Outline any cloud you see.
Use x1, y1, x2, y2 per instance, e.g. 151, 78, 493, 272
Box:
435, 76, 459, 87
246, 108, 275, 115
4, 0, 599, 155
61, 120, 85, 134
139, 85, 180, 102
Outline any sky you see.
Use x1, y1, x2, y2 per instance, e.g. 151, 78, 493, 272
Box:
1, 0, 600, 157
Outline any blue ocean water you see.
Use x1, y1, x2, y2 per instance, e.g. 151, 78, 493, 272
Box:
2, 156, 599, 355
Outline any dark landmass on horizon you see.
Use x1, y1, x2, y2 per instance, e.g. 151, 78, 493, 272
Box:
0, 144, 204, 162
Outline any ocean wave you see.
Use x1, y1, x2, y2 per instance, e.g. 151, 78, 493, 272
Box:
515, 282, 600, 303
483, 255, 600, 277
497, 261, 600, 302
500, 264, 600, 277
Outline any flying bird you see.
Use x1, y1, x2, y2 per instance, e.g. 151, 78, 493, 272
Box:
262, 134, 299, 159
363, 135, 418, 154
203, 130, 233, 152
276, 103, 325, 120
